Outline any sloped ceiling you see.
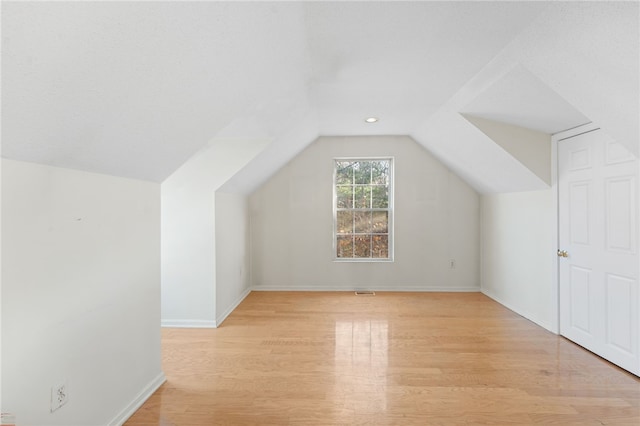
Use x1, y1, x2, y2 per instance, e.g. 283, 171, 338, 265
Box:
2, 2, 313, 182
304, 2, 546, 136
460, 65, 589, 135
411, 1, 638, 194
2, 1, 638, 193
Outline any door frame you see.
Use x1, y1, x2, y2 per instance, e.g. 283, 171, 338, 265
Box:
551, 122, 600, 335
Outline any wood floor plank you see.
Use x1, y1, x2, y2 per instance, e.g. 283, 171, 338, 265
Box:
126, 292, 640, 425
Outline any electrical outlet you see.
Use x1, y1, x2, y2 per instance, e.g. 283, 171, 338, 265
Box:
0, 412, 16, 426
50, 381, 68, 412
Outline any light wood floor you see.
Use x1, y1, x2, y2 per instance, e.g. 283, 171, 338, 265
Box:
126, 292, 640, 425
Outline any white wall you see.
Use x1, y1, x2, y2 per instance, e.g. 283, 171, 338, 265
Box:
214, 192, 251, 325
161, 174, 216, 327
161, 138, 269, 327
480, 190, 554, 331
250, 136, 480, 291
1, 159, 163, 426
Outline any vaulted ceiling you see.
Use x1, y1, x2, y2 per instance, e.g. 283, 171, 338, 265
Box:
2, 2, 638, 193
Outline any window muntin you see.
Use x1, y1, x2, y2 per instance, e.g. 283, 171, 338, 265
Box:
334, 159, 392, 260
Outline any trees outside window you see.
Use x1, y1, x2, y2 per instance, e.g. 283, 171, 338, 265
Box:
334, 159, 392, 260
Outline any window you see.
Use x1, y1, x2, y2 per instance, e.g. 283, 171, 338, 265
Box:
334, 158, 393, 260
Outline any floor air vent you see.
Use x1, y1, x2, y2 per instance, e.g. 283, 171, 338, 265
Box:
355, 291, 375, 296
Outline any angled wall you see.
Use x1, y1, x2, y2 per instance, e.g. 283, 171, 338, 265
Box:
411, 108, 549, 194
161, 98, 319, 327
462, 115, 551, 185
250, 136, 480, 291
161, 138, 270, 327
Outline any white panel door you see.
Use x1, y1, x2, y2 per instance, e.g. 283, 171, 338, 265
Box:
558, 129, 639, 376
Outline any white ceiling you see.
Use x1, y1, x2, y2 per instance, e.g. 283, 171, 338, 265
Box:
2, 1, 638, 190
2, 1, 549, 182
305, 2, 547, 136
2, 2, 312, 181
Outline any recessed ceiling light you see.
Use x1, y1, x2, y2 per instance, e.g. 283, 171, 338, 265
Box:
365, 117, 378, 123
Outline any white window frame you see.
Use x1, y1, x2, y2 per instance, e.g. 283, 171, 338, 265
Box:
332, 157, 394, 262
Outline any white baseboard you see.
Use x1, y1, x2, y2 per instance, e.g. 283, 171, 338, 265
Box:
481, 288, 554, 333
161, 319, 217, 328
251, 285, 480, 292
216, 288, 251, 326
108, 371, 166, 426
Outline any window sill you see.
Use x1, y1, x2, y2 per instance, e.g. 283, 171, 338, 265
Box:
333, 258, 394, 263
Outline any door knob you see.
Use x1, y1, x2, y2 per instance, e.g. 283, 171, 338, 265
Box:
557, 249, 568, 258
